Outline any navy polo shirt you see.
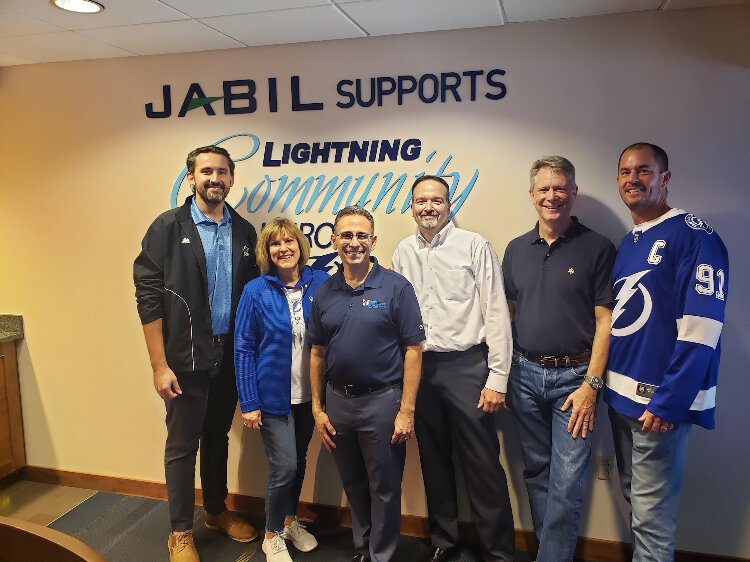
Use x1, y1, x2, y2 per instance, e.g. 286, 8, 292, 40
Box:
307, 258, 425, 386
502, 217, 615, 357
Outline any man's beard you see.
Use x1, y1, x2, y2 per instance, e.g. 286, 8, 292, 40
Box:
197, 182, 227, 203
417, 214, 439, 229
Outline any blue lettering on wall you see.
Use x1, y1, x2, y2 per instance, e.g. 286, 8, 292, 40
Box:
146, 69, 507, 117
170, 133, 479, 220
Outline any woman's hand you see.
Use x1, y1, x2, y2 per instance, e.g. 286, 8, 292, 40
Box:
242, 410, 262, 430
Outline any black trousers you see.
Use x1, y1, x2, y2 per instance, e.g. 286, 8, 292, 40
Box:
416, 346, 515, 562
164, 347, 238, 531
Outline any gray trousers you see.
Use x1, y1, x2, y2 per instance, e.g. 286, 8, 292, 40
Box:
416, 345, 515, 562
164, 352, 237, 531
326, 384, 405, 562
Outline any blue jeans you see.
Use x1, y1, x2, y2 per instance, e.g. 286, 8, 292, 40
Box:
259, 402, 315, 533
508, 352, 592, 562
609, 408, 691, 562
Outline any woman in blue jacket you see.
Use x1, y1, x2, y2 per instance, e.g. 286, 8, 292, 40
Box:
234, 218, 329, 562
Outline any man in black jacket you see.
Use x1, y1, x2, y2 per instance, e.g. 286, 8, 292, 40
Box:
134, 145, 259, 562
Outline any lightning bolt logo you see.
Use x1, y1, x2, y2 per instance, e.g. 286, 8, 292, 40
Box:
612, 270, 653, 337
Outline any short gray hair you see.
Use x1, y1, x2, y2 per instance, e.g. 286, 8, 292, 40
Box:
529, 156, 576, 191
333, 205, 374, 233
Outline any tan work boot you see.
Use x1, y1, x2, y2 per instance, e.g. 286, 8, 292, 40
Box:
205, 510, 258, 542
168, 530, 200, 562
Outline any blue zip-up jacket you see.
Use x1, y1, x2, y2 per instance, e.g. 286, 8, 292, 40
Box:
234, 265, 329, 414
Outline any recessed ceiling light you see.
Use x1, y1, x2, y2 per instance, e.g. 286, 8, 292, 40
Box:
52, 0, 104, 14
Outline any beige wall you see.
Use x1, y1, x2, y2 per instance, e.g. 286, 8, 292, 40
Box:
1, 5, 748, 557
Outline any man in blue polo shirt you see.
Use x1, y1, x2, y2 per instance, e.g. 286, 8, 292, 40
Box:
134, 145, 259, 562
308, 205, 425, 562
502, 156, 615, 562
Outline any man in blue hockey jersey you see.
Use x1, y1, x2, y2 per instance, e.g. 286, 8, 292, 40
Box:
605, 143, 729, 562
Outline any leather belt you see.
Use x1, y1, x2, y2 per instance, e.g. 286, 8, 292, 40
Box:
328, 380, 401, 397
517, 348, 591, 368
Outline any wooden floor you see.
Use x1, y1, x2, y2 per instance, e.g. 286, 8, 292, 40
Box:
0, 479, 95, 526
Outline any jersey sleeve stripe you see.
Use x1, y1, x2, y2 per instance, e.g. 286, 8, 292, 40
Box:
676, 315, 723, 349
690, 386, 716, 412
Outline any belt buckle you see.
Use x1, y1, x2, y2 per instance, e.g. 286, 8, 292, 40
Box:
343, 384, 356, 396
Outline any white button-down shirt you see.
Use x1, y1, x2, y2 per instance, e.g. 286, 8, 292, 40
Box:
392, 221, 513, 392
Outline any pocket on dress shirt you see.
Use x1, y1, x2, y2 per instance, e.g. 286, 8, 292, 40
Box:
437, 268, 474, 301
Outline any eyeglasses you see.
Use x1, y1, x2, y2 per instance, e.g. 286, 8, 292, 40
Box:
335, 231, 372, 241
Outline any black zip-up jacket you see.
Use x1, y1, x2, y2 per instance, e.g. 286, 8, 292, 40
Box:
134, 196, 259, 373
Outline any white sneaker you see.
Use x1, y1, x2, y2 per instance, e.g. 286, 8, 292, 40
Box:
283, 518, 318, 552
262, 534, 292, 562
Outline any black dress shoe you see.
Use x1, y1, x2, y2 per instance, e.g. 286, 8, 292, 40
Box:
424, 545, 461, 561
352, 553, 370, 562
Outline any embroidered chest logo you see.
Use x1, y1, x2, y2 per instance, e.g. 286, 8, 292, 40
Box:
568, 268, 575, 274
612, 270, 653, 337
362, 298, 386, 309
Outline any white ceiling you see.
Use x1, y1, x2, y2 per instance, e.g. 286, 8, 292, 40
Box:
0, 0, 745, 67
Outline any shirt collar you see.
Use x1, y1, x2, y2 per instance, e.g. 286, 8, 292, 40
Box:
416, 220, 455, 248
332, 257, 383, 291
528, 216, 582, 245
632, 208, 684, 234
190, 196, 232, 226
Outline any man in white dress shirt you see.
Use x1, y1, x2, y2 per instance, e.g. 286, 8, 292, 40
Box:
392, 175, 515, 562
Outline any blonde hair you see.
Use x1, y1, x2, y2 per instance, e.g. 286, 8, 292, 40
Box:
255, 218, 311, 275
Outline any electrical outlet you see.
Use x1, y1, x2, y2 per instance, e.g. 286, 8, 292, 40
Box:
597, 455, 614, 480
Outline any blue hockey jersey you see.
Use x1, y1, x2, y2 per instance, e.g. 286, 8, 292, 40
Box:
604, 209, 728, 429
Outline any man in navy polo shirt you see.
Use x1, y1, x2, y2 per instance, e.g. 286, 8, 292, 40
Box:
308, 205, 424, 562
502, 156, 615, 562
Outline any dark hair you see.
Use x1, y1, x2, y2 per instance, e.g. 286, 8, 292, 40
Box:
333, 206, 374, 233
529, 156, 576, 191
411, 175, 450, 201
186, 145, 235, 175
618, 143, 669, 173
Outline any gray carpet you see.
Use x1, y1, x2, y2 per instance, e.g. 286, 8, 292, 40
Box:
48, 492, 527, 562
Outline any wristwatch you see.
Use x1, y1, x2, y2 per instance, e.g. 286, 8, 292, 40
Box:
583, 375, 603, 390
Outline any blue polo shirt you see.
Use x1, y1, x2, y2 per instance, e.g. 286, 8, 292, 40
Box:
190, 198, 233, 336
307, 258, 425, 386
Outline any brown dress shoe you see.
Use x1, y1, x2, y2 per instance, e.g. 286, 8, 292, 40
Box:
205, 510, 258, 542
168, 530, 200, 562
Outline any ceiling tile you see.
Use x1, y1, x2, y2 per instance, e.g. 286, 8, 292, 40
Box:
200, 5, 365, 46
0, 0, 188, 30
159, 0, 328, 18
502, 0, 662, 23
662, 0, 748, 9
78, 19, 244, 55
0, 7, 64, 38
0, 51, 35, 65
340, 0, 504, 36
0, 31, 134, 63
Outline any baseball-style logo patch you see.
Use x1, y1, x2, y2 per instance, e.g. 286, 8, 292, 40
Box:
685, 214, 714, 234
362, 298, 386, 309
